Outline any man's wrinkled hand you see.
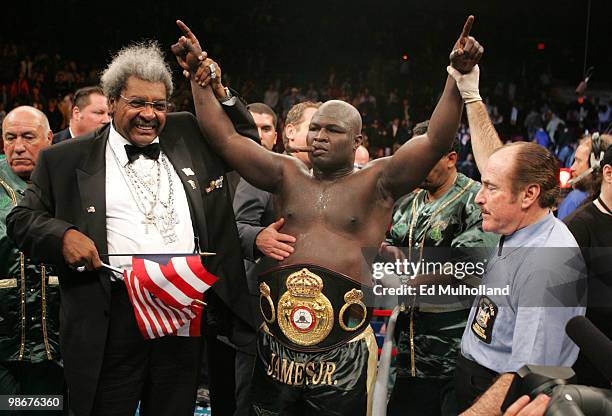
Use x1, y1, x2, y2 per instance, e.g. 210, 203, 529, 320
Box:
62, 229, 102, 271
449, 15, 484, 74
255, 218, 296, 261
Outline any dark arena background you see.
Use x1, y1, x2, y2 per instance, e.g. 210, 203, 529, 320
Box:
1, 0, 610, 152
0, 1, 611, 415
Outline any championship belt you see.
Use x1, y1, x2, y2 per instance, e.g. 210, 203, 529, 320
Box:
259, 264, 371, 352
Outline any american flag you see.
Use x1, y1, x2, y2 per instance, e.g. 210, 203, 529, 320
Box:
122, 254, 218, 339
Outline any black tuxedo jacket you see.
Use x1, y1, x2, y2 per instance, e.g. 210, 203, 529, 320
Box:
52, 127, 72, 144
7, 109, 258, 415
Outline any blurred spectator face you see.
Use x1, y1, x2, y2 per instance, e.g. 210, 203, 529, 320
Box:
354, 145, 369, 169
420, 152, 457, 191
111, 77, 167, 146
286, 106, 318, 166
570, 141, 591, 180
475, 149, 522, 235
250, 112, 277, 150
72, 93, 110, 136
2, 107, 52, 179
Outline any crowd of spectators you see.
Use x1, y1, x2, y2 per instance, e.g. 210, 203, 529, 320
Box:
1, 35, 610, 185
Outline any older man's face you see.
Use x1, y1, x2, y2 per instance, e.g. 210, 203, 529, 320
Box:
2, 109, 52, 179
111, 76, 167, 146
475, 149, 523, 235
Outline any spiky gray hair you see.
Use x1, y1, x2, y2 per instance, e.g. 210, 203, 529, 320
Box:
100, 40, 173, 100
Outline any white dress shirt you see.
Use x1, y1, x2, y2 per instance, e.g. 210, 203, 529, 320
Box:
105, 123, 195, 276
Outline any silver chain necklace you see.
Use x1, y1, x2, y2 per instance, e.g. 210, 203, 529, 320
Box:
110, 144, 179, 244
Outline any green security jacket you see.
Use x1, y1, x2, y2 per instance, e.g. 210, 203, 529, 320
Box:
0, 157, 60, 363
386, 173, 498, 379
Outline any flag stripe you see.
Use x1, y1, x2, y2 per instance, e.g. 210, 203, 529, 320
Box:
169, 257, 210, 299
133, 276, 164, 338
143, 289, 176, 334
128, 272, 158, 339
121, 255, 216, 339
158, 257, 202, 302
186, 255, 218, 286
185, 256, 218, 287
124, 271, 155, 339
139, 258, 193, 308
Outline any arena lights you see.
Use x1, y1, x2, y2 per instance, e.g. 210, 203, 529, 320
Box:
559, 168, 572, 189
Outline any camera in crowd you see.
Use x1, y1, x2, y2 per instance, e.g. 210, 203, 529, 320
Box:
502, 364, 612, 416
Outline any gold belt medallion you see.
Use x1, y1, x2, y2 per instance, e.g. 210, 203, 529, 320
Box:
277, 268, 333, 346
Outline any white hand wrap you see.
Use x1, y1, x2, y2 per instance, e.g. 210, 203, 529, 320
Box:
447, 65, 482, 104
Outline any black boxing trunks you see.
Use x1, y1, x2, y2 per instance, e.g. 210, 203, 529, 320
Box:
251, 264, 377, 415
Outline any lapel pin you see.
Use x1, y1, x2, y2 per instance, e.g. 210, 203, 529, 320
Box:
205, 176, 224, 193
87, 206, 96, 213
182, 168, 195, 176
188, 180, 197, 190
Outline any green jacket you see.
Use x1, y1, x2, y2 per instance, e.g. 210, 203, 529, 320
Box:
386, 173, 498, 379
0, 158, 60, 363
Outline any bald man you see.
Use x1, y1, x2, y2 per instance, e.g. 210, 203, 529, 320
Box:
0, 106, 63, 398
173, 17, 482, 414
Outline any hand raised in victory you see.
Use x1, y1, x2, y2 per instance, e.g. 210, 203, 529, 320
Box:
171, 20, 205, 74
172, 20, 227, 98
449, 15, 484, 74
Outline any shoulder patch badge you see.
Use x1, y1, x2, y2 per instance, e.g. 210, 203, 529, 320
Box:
471, 295, 498, 344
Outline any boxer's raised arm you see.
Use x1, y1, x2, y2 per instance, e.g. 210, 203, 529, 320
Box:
378, 75, 462, 200
379, 16, 481, 201
172, 21, 285, 193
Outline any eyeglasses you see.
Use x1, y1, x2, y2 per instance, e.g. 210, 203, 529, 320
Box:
119, 95, 168, 112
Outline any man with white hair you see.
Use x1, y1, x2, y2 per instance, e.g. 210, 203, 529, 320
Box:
7, 41, 259, 416
0, 106, 63, 398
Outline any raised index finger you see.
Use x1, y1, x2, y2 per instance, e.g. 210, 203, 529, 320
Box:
460, 15, 474, 38
176, 20, 194, 38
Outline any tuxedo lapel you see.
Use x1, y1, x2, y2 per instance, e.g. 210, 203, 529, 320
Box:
75, 127, 110, 298
160, 132, 209, 251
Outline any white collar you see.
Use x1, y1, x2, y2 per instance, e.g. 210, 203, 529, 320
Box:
108, 122, 160, 167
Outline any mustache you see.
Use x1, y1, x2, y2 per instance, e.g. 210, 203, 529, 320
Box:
133, 119, 159, 128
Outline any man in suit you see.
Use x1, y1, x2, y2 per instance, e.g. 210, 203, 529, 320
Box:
52, 86, 110, 144
7, 41, 258, 416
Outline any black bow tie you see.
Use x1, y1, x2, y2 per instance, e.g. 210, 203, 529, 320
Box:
124, 143, 161, 163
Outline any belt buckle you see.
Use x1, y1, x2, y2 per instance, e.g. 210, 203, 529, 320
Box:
277, 268, 334, 346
